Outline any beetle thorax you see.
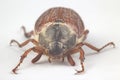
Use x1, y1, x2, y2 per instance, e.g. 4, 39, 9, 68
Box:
37, 21, 77, 58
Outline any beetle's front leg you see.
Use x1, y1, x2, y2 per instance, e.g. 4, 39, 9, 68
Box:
10, 39, 39, 48
12, 46, 43, 74
67, 54, 75, 66
66, 47, 85, 74
75, 47, 85, 74
32, 54, 43, 63
12, 47, 34, 74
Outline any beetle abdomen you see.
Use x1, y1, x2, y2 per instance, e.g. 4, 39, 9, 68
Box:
35, 7, 84, 38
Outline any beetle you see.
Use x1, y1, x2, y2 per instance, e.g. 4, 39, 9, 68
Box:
10, 7, 115, 74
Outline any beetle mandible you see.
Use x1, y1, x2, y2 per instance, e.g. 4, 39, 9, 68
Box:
10, 7, 115, 74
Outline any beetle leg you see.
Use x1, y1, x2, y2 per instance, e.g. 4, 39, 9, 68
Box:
75, 62, 84, 74
66, 47, 85, 74
12, 46, 43, 74
61, 57, 64, 62
31, 47, 43, 63
31, 54, 43, 63
21, 26, 33, 38
75, 47, 85, 74
78, 30, 89, 43
82, 42, 115, 52
10, 39, 39, 48
67, 54, 75, 66
48, 57, 52, 63
12, 47, 34, 74
82, 29, 89, 40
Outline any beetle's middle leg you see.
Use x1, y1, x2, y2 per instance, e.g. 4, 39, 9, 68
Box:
10, 39, 39, 48
12, 46, 43, 74
81, 42, 115, 52
22, 26, 33, 38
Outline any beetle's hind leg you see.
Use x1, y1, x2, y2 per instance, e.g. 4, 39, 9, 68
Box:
21, 26, 33, 38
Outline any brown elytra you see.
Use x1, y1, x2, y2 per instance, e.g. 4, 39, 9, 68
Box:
35, 7, 84, 38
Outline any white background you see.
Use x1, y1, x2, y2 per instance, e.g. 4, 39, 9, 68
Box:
0, 0, 120, 80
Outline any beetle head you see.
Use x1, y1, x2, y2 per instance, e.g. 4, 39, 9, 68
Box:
39, 21, 76, 57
